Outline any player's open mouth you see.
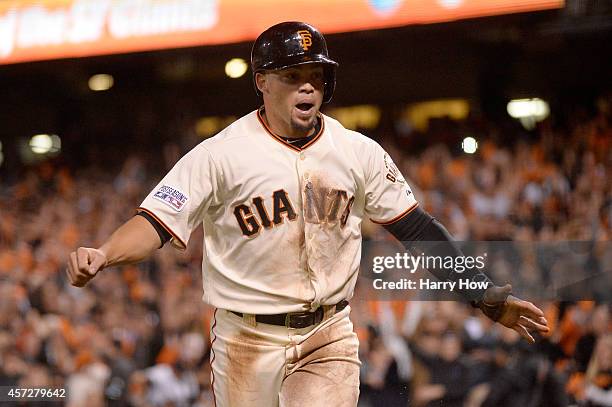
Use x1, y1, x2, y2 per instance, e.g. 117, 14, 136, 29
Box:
296, 103, 314, 113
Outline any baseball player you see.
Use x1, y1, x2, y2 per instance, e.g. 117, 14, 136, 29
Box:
67, 22, 550, 406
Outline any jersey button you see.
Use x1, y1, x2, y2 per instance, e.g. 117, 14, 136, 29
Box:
299, 152, 305, 160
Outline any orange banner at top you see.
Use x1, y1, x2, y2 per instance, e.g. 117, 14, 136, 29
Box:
0, 0, 563, 65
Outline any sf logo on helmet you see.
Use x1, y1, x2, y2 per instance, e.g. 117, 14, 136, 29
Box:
297, 30, 312, 51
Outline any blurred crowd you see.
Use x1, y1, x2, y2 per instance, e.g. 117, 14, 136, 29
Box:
0, 94, 610, 406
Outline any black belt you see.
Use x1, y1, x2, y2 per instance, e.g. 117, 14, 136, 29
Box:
231, 300, 349, 329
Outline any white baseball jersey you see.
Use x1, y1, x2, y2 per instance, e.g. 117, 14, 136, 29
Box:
139, 108, 418, 314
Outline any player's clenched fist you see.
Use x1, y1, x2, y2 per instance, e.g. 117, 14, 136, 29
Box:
66, 247, 107, 287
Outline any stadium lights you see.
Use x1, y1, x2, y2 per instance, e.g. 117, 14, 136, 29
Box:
195, 116, 237, 137
404, 99, 470, 132
88, 74, 114, 91
29, 134, 61, 155
462, 137, 478, 154
438, 0, 464, 9
327, 105, 381, 130
507, 98, 549, 118
507, 98, 550, 130
225, 58, 248, 79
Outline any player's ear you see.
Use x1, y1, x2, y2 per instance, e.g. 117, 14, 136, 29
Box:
255, 72, 267, 94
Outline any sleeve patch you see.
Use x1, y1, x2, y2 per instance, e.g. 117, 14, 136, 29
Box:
153, 185, 189, 212
383, 153, 406, 184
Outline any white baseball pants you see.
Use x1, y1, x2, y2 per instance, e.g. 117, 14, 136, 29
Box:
209, 305, 361, 406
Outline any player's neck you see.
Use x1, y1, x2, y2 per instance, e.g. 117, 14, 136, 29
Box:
261, 108, 315, 139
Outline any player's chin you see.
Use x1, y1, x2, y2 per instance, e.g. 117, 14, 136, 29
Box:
291, 117, 316, 134
291, 109, 317, 130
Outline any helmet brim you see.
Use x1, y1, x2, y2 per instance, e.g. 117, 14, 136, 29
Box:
254, 55, 338, 73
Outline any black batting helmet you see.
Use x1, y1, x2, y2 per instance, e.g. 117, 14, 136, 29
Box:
251, 21, 338, 103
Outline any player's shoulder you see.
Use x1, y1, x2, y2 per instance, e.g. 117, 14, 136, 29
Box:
196, 110, 259, 151
321, 113, 380, 150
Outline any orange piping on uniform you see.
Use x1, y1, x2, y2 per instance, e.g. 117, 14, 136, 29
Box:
210, 309, 218, 407
136, 207, 187, 249
370, 202, 419, 225
256, 107, 324, 152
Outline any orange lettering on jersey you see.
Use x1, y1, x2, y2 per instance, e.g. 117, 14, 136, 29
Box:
234, 204, 261, 237
234, 190, 298, 237
340, 196, 355, 227
327, 190, 348, 220
297, 30, 312, 51
272, 190, 297, 225
304, 181, 351, 224
252, 196, 273, 228
304, 181, 328, 222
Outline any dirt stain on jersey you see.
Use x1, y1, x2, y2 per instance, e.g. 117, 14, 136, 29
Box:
302, 173, 352, 226
287, 223, 311, 300
255, 217, 312, 302
284, 218, 306, 263
301, 173, 355, 277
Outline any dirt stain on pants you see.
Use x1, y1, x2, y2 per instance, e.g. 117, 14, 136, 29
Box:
211, 308, 360, 407
280, 314, 361, 407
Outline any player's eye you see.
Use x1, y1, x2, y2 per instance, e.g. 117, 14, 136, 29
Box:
284, 72, 299, 81
310, 72, 324, 83
311, 71, 323, 80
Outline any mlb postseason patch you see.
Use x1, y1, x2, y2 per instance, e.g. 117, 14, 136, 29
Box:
153, 185, 188, 212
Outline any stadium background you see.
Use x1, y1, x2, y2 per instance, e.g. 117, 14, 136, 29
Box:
0, 0, 610, 406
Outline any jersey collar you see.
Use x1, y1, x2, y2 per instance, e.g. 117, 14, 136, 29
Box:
256, 106, 324, 152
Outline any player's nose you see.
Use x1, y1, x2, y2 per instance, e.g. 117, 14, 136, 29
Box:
298, 80, 315, 93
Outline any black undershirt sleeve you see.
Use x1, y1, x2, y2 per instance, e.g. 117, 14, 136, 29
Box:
383, 206, 493, 302
137, 211, 172, 248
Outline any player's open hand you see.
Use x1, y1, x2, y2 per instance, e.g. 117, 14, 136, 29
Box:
478, 284, 550, 344
66, 247, 107, 287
